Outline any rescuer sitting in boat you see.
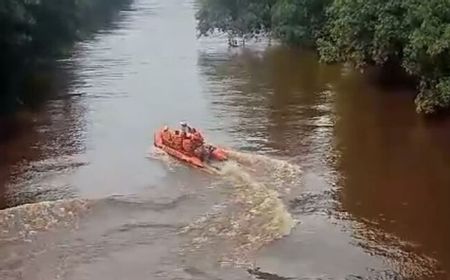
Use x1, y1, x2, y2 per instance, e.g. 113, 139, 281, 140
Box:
180, 121, 192, 136
161, 126, 172, 145
172, 130, 183, 150
179, 122, 209, 159
190, 128, 207, 159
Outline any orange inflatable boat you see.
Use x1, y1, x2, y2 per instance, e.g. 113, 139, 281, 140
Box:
153, 126, 228, 169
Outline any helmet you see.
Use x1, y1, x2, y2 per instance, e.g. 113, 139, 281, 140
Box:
180, 121, 187, 127
163, 125, 168, 131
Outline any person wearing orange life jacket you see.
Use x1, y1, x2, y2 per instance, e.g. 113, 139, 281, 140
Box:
161, 125, 172, 145
180, 121, 193, 139
177, 121, 205, 156
182, 137, 194, 155
189, 128, 208, 160
190, 128, 204, 147
172, 130, 183, 150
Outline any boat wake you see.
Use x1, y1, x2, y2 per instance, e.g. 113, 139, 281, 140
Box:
181, 150, 301, 266
0, 147, 441, 278
148, 145, 302, 264
0, 199, 91, 242
225, 150, 303, 191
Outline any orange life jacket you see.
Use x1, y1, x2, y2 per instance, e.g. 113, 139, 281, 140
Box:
162, 131, 172, 145
191, 131, 204, 148
182, 139, 194, 154
172, 131, 183, 150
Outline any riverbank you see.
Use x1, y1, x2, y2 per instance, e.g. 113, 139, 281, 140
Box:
196, 0, 450, 115
0, 0, 132, 118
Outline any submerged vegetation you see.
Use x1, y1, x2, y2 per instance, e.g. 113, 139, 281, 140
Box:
196, 0, 450, 114
0, 0, 131, 116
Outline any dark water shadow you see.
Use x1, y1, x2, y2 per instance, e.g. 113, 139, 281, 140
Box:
197, 42, 450, 278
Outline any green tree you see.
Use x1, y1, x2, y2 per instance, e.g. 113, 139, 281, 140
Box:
271, 0, 330, 46
195, 0, 275, 43
0, 0, 131, 115
403, 0, 450, 113
317, 0, 450, 114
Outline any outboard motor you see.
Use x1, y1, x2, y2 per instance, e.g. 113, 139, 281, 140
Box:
203, 145, 215, 162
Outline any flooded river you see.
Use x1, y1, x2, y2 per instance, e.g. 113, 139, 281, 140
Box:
1, 0, 450, 279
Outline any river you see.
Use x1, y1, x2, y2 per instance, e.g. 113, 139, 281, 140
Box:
1, 0, 450, 279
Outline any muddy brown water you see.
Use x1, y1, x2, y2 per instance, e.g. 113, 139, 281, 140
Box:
1, 0, 450, 279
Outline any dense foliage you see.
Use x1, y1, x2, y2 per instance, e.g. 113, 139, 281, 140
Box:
0, 0, 130, 115
272, 0, 330, 46
196, 0, 275, 41
196, 0, 450, 114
